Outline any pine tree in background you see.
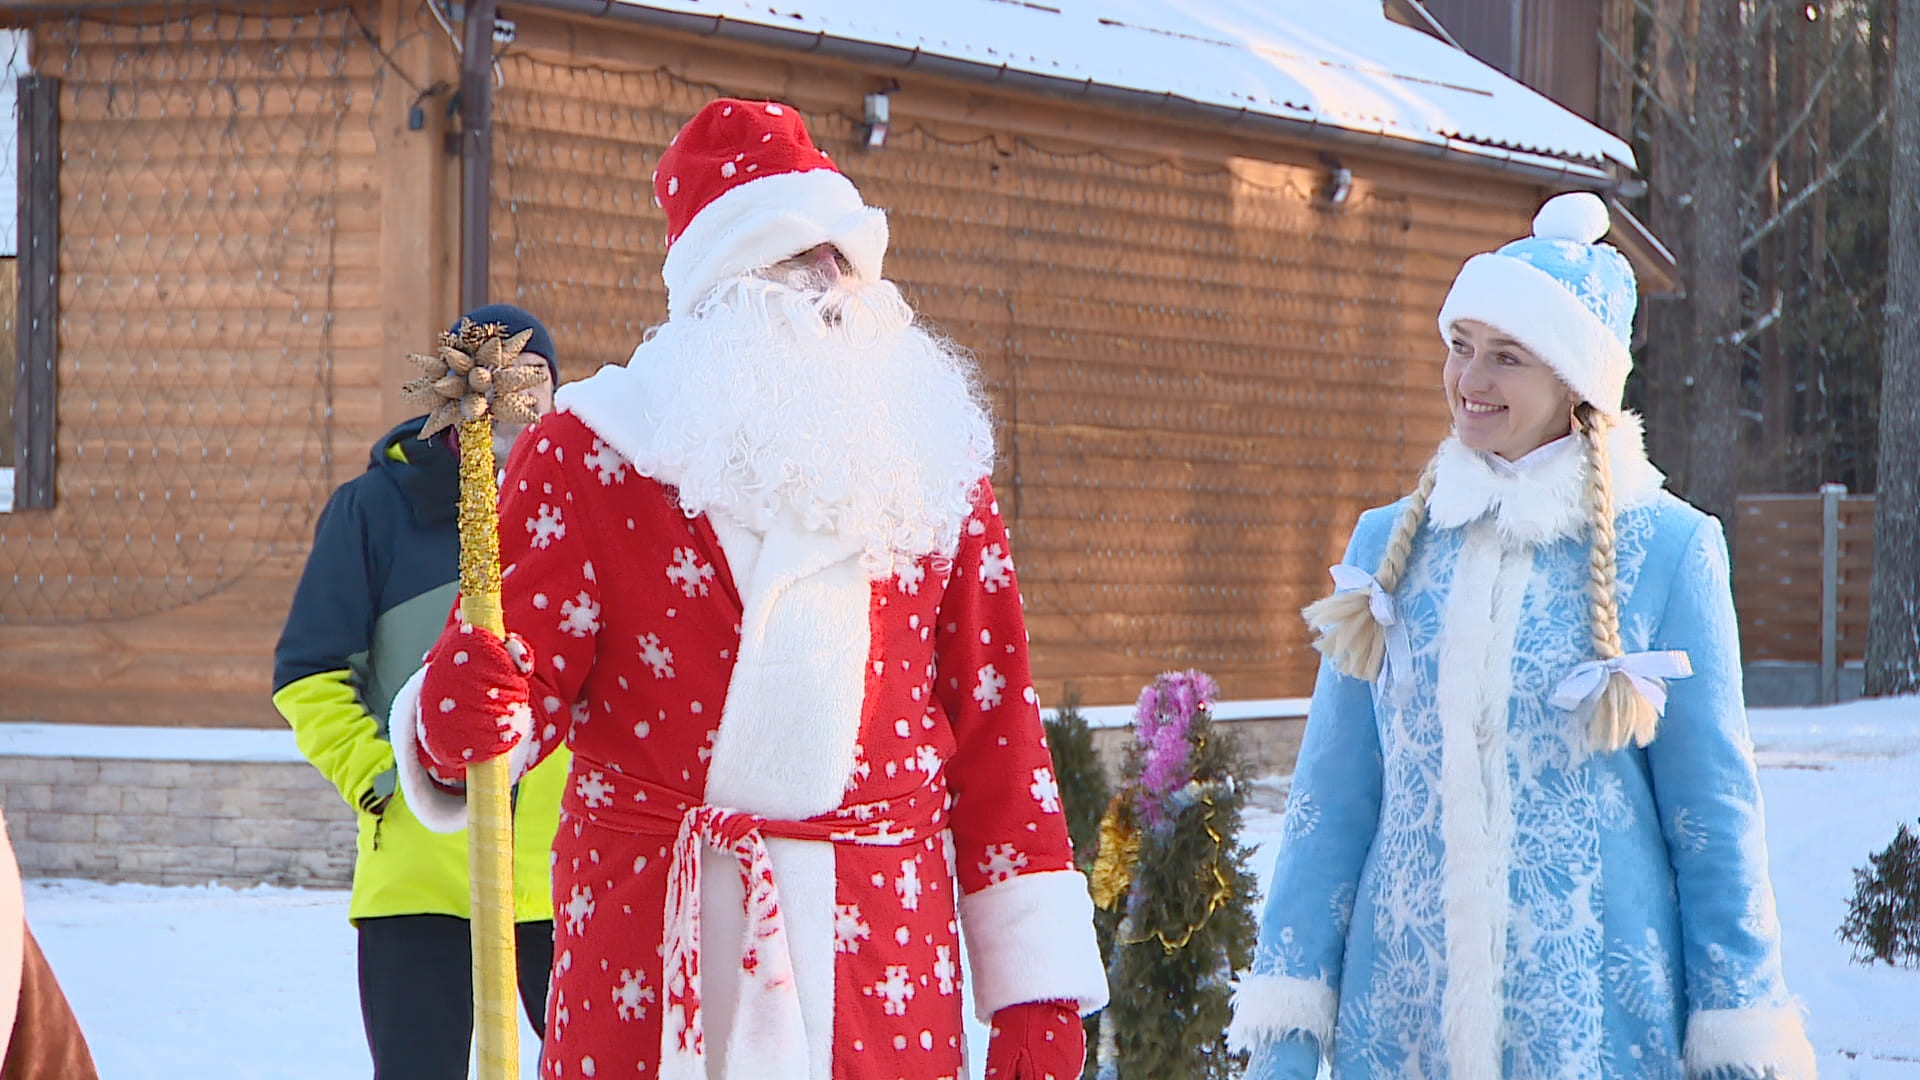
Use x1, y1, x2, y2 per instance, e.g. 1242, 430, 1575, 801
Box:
1841, 819, 1920, 966
1044, 688, 1112, 871
1041, 689, 1115, 1079
1089, 671, 1258, 1080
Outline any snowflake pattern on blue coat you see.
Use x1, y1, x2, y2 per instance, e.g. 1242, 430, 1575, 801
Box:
1248, 493, 1796, 1080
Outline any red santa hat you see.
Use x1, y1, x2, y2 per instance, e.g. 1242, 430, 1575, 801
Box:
654, 98, 889, 318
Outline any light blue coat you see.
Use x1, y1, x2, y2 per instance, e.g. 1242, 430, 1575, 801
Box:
1229, 428, 1814, 1080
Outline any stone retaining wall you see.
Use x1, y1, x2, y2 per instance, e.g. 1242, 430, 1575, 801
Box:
0, 715, 1306, 887
0, 756, 355, 887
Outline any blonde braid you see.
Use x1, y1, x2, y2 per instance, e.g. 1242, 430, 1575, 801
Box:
1302, 457, 1441, 681
1579, 405, 1659, 751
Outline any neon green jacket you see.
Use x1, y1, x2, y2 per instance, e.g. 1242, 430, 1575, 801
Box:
272, 418, 566, 923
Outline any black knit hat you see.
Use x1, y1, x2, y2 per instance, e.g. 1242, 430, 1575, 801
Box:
452, 303, 558, 384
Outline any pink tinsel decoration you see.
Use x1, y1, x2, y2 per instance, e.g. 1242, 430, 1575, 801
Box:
1133, 669, 1219, 827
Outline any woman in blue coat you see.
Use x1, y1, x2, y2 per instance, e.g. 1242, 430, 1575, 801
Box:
1228, 193, 1815, 1080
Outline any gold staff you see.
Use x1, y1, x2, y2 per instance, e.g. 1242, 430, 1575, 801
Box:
404, 319, 545, 1079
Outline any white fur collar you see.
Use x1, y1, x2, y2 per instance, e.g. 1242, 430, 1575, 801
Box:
1426, 412, 1665, 546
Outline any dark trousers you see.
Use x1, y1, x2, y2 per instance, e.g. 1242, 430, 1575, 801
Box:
357, 915, 555, 1080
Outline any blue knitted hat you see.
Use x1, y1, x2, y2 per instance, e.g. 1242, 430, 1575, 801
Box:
1437, 193, 1637, 413
452, 303, 558, 385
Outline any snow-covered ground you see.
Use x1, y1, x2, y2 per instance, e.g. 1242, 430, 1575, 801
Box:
25, 696, 1920, 1078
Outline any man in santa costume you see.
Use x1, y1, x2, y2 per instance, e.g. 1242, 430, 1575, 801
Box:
391, 98, 1108, 1080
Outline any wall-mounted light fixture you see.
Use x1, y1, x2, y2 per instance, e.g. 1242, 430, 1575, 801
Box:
862, 91, 891, 149
1320, 154, 1353, 207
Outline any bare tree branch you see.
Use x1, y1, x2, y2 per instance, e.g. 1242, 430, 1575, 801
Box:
1599, 29, 1699, 141
1741, 103, 1890, 256
1720, 297, 1784, 347
1749, 40, 1846, 195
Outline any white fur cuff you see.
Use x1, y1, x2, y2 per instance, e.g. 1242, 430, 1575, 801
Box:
1684, 1003, 1818, 1080
958, 869, 1109, 1021
390, 663, 539, 834
1225, 973, 1337, 1056
390, 664, 470, 833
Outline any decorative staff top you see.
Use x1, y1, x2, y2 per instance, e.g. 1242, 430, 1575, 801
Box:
403, 319, 546, 439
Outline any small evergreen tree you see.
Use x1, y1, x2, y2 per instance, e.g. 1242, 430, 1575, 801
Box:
1091, 671, 1259, 1080
1042, 688, 1114, 1077
1044, 688, 1111, 871
1840, 819, 1920, 966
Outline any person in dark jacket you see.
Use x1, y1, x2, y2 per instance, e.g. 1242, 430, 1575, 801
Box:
272, 304, 568, 1080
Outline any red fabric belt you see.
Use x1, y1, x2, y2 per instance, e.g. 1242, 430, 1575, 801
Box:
560, 753, 944, 1080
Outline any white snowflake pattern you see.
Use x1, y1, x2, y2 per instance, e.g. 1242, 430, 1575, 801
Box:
1741, 888, 1782, 940
558, 591, 601, 638
895, 858, 923, 911
978, 843, 1028, 884
972, 664, 1006, 710
1029, 767, 1061, 813
1575, 269, 1630, 339
613, 968, 655, 1021
834, 903, 872, 954
933, 945, 959, 995
583, 439, 629, 486
977, 543, 1014, 592
896, 562, 927, 595
869, 965, 915, 1016
1281, 791, 1320, 840
527, 504, 566, 549
665, 547, 716, 598
563, 884, 595, 934
637, 633, 676, 679
1669, 808, 1710, 854
911, 745, 942, 776
1604, 928, 1676, 1025
575, 771, 614, 809
845, 755, 873, 793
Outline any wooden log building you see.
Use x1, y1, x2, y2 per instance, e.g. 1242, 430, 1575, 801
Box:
0, 0, 1666, 729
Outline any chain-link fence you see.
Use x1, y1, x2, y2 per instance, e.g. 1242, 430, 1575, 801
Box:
487, 54, 1412, 697
0, 3, 373, 623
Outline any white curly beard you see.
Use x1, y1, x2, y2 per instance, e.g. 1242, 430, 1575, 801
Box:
617, 274, 995, 576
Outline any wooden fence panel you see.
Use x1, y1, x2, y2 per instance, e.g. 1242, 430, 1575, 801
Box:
1734, 493, 1876, 664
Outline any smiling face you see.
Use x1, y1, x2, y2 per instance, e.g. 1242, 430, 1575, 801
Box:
1442, 319, 1580, 460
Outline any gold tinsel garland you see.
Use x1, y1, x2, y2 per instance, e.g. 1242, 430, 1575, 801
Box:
1092, 733, 1237, 955
1090, 794, 1140, 910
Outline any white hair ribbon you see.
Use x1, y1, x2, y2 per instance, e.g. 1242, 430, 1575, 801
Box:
1327, 563, 1415, 705
1549, 650, 1695, 715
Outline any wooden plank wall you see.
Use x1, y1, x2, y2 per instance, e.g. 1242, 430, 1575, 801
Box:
0, 2, 1550, 727
490, 10, 1541, 705
1734, 494, 1876, 664
0, 2, 457, 728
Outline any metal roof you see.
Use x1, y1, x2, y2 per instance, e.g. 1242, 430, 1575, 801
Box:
594, 0, 1638, 177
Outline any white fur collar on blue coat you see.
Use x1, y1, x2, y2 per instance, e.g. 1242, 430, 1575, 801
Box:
1426, 412, 1665, 547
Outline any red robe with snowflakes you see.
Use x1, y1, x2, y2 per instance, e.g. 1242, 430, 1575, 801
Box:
395, 396, 1107, 1080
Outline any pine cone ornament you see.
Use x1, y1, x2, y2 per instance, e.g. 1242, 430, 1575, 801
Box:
404, 320, 544, 438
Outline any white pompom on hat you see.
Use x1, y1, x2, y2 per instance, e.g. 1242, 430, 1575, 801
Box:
1436, 192, 1639, 414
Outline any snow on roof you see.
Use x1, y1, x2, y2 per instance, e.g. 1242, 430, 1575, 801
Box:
608, 0, 1637, 175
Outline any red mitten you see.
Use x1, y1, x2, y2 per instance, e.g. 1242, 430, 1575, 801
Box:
415, 620, 536, 782
985, 1000, 1084, 1080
